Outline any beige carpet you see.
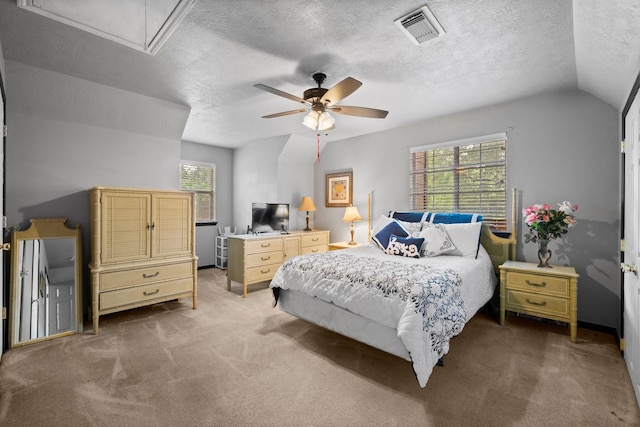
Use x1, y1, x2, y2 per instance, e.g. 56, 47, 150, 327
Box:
0, 267, 638, 426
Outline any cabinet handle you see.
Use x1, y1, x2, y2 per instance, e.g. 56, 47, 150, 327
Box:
525, 298, 547, 307
261, 243, 271, 248
311, 249, 318, 253
143, 272, 160, 278
261, 256, 271, 261
151, 223, 155, 230
143, 289, 160, 296
261, 268, 271, 274
312, 237, 319, 241
525, 279, 546, 287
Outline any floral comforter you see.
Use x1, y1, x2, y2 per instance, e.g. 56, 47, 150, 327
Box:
270, 250, 467, 387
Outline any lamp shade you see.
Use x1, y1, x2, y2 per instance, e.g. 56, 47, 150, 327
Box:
298, 196, 317, 212
342, 206, 362, 222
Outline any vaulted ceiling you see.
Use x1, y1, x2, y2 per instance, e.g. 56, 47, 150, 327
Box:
0, 0, 639, 148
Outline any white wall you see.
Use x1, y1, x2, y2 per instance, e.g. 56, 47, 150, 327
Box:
314, 89, 620, 330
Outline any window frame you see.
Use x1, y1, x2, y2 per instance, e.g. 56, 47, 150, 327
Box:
179, 160, 216, 224
409, 132, 507, 230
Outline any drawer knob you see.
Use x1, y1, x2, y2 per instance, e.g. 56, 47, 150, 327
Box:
143, 271, 160, 279
143, 289, 160, 296
525, 279, 546, 287
526, 298, 547, 307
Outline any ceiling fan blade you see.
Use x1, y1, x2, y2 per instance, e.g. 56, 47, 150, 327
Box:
254, 84, 310, 104
330, 105, 389, 119
261, 108, 308, 119
320, 77, 362, 105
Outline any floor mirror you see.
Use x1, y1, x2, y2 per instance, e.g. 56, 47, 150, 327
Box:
9, 218, 83, 347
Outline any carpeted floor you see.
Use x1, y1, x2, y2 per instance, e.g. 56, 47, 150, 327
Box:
0, 267, 638, 426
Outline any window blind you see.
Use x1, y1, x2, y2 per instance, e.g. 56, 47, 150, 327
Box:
180, 161, 216, 222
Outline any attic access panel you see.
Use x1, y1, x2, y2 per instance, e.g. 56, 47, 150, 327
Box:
17, 0, 196, 55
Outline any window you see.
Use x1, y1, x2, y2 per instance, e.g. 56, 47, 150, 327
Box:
180, 161, 216, 223
410, 133, 507, 230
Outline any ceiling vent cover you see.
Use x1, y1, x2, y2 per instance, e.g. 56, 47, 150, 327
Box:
395, 5, 445, 45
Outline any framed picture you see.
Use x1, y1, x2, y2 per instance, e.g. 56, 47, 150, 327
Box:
326, 172, 353, 207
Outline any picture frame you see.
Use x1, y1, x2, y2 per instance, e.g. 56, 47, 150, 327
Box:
326, 172, 353, 207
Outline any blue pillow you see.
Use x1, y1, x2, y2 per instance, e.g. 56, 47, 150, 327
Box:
385, 234, 424, 258
391, 211, 430, 223
430, 213, 483, 224
373, 221, 409, 249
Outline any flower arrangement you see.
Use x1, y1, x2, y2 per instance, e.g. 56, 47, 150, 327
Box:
522, 201, 578, 243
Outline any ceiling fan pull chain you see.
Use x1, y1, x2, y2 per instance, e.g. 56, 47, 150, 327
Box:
317, 133, 321, 163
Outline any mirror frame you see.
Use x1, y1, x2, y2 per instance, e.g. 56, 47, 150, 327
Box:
9, 218, 83, 347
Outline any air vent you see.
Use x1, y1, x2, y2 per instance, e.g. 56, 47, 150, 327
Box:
395, 5, 445, 45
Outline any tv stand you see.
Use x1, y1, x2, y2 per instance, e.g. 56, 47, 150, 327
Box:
226, 230, 329, 298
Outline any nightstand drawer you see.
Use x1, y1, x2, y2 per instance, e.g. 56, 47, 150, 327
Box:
301, 245, 328, 255
506, 272, 570, 297
506, 289, 570, 319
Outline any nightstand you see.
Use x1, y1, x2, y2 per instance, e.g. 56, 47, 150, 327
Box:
329, 241, 363, 250
499, 260, 579, 342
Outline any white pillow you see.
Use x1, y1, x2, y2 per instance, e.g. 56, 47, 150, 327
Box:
397, 220, 423, 237
371, 215, 409, 249
418, 223, 457, 257
441, 222, 483, 258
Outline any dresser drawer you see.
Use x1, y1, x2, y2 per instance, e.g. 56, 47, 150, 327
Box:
505, 289, 570, 319
505, 272, 570, 297
301, 245, 328, 255
100, 262, 193, 291
246, 238, 283, 255
301, 233, 328, 248
100, 277, 193, 310
246, 263, 280, 283
246, 251, 284, 268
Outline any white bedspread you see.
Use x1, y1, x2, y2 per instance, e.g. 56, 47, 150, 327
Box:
270, 244, 497, 387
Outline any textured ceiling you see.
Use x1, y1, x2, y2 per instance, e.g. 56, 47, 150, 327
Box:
0, 0, 639, 148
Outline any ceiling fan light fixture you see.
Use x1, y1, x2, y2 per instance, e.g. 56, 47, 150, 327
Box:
302, 111, 319, 130
318, 111, 335, 131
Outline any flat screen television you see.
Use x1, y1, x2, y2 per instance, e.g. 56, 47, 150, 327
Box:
251, 203, 289, 233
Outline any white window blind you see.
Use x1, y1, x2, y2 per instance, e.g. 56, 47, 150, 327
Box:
180, 161, 216, 223
410, 134, 507, 230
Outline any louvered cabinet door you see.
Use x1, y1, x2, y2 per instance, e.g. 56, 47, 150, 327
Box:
100, 191, 152, 264
151, 192, 193, 258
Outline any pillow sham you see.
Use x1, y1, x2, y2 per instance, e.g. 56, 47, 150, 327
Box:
418, 223, 457, 257
440, 222, 483, 258
397, 220, 423, 237
429, 212, 483, 224
385, 234, 424, 258
372, 216, 409, 249
391, 211, 429, 223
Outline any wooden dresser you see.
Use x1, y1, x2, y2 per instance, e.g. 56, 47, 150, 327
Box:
227, 230, 329, 298
89, 187, 198, 333
499, 260, 579, 342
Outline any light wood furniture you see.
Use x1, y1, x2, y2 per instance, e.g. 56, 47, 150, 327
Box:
89, 187, 197, 334
329, 241, 363, 250
499, 260, 579, 342
227, 230, 329, 298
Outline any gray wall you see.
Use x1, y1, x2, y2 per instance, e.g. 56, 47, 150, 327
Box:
314, 89, 620, 330
181, 141, 233, 267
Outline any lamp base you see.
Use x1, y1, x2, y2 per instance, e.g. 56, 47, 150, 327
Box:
347, 240, 358, 245
303, 213, 312, 231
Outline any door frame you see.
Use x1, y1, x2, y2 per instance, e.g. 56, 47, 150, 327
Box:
1, 60, 5, 356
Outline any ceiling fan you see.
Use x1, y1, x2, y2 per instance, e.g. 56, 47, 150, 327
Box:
254, 72, 389, 132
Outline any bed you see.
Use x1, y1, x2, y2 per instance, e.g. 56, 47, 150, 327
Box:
270, 195, 516, 388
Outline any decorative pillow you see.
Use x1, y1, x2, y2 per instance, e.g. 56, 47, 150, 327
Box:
391, 211, 430, 223
440, 222, 483, 258
418, 223, 457, 257
373, 217, 409, 249
385, 234, 424, 258
429, 212, 483, 224
397, 220, 423, 237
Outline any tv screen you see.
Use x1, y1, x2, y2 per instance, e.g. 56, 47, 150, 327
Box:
251, 203, 289, 233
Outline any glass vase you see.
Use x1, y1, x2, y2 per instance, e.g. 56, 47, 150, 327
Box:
537, 239, 552, 268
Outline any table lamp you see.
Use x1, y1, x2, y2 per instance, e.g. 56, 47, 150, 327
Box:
342, 205, 362, 245
298, 196, 316, 231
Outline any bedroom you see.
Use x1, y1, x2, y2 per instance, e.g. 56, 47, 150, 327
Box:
0, 0, 639, 425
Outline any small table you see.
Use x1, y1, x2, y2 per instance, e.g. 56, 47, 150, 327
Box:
499, 260, 579, 342
329, 241, 363, 250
